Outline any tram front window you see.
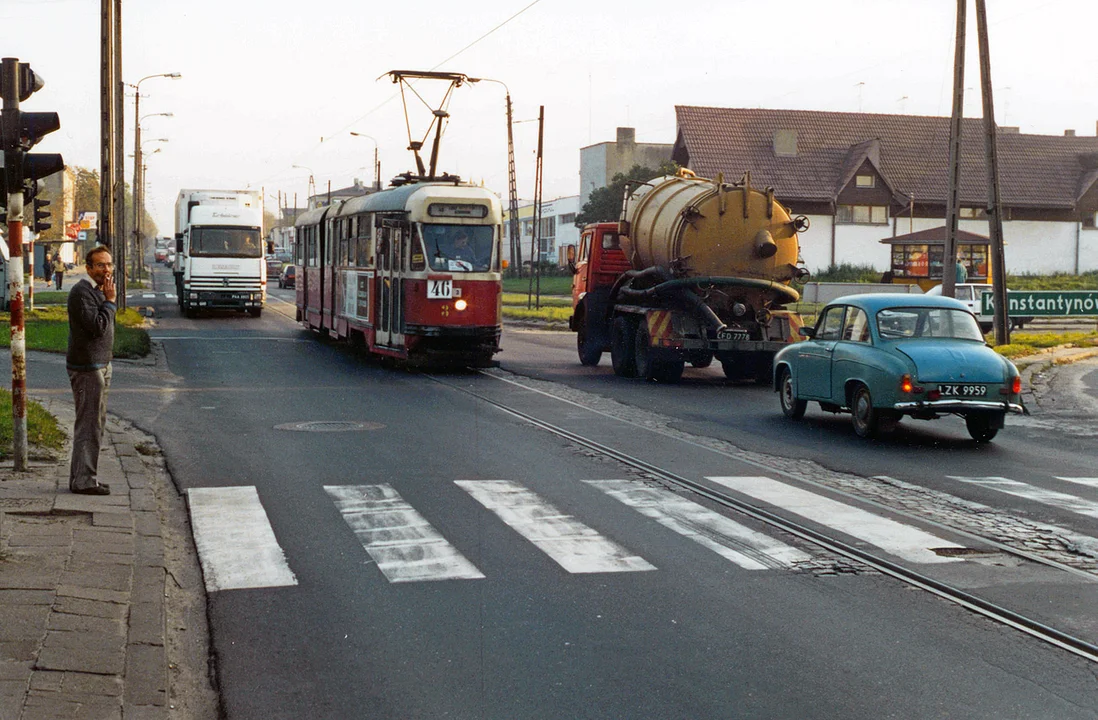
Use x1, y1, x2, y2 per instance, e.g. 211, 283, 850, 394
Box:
421, 224, 494, 272
191, 227, 263, 258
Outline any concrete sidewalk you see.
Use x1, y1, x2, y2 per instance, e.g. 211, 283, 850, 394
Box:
0, 402, 177, 720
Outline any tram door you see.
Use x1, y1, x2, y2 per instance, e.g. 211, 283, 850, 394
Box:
374, 222, 405, 349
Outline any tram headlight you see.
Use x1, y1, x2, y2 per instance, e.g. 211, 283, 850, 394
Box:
454, 299, 468, 312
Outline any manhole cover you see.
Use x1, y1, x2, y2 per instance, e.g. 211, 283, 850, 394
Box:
275, 421, 384, 432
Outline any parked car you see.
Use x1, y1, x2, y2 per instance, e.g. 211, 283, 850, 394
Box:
773, 294, 1024, 442
924, 283, 1034, 332
266, 253, 290, 278
278, 264, 296, 289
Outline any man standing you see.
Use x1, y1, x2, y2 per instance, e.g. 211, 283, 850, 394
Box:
66, 246, 117, 495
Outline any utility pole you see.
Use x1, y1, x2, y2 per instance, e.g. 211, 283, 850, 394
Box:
528, 105, 544, 308
506, 93, 520, 274
112, 0, 126, 309
99, 0, 115, 255
975, 0, 1009, 345
943, 0, 966, 301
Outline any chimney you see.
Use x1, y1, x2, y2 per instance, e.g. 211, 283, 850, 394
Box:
1065, 129, 1077, 137
773, 129, 797, 157
616, 127, 636, 146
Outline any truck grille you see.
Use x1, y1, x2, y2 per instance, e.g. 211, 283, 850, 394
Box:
187, 275, 262, 291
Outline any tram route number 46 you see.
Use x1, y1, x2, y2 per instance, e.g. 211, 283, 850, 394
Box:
428, 279, 454, 299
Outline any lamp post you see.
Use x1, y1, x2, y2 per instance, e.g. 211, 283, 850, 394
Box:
126, 72, 179, 308
292, 165, 316, 208
349, 132, 381, 191
134, 140, 165, 280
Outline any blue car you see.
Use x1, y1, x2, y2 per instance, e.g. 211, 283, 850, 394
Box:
773, 294, 1024, 442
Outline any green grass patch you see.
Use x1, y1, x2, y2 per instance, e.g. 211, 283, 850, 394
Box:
0, 389, 67, 459
503, 276, 573, 295
502, 306, 573, 324
502, 293, 572, 308
0, 306, 150, 358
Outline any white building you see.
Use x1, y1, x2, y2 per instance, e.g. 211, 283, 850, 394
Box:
504, 195, 580, 267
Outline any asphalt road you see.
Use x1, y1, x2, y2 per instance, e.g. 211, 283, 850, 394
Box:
22, 265, 1098, 719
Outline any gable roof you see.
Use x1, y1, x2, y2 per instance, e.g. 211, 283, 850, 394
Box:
879, 226, 990, 245
673, 106, 1098, 210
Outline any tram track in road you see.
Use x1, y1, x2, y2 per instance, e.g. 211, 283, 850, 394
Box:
426, 368, 1098, 665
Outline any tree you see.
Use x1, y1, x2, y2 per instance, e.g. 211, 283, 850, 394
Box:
575, 161, 679, 226
70, 165, 158, 245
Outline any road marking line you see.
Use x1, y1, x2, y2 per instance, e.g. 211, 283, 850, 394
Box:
585, 479, 812, 570
1055, 477, 1098, 489
186, 486, 298, 592
456, 480, 656, 574
325, 485, 484, 582
949, 476, 1098, 519
708, 476, 965, 564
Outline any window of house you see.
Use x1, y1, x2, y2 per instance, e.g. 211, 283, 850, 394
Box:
837, 204, 888, 225
539, 217, 555, 239
559, 213, 576, 226
1083, 213, 1097, 229
855, 174, 875, 188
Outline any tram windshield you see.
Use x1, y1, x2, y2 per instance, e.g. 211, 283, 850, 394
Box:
421, 223, 494, 272
191, 226, 263, 258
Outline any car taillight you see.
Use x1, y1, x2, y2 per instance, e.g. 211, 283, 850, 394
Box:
900, 374, 924, 394
1001, 376, 1021, 395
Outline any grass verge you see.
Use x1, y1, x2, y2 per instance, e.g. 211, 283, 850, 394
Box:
0, 306, 150, 358
0, 389, 67, 460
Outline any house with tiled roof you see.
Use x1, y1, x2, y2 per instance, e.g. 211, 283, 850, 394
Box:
672, 106, 1098, 276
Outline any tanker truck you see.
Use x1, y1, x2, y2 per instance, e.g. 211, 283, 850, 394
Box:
567, 169, 810, 383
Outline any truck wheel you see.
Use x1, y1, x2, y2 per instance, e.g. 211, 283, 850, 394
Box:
610, 316, 637, 378
720, 358, 740, 381
634, 323, 653, 380
690, 352, 713, 369
249, 308, 262, 318
650, 359, 685, 384
577, 321, 603, 366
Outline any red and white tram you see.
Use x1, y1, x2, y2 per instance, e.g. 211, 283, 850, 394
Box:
294, 176, 504, 367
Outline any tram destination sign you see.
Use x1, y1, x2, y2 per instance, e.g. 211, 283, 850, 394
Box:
980, 290, 1098, 317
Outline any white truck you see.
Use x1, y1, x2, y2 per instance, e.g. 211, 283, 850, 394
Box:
173, 189, 265, 317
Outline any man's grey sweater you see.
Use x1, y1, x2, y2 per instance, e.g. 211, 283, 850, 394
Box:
66, 278, 116, 370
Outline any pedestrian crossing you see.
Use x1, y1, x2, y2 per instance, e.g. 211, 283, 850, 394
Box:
186, 474, 1098, 592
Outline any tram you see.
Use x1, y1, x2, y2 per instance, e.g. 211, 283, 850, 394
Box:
294, 175, 504, 367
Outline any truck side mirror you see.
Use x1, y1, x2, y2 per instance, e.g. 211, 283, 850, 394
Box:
175, 233, 183, 253
566, 245, 577, 275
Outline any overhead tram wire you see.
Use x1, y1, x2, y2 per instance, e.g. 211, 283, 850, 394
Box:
258, 0, 544, 188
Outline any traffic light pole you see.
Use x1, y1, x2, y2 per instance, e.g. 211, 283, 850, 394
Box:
2, 57, 30, 471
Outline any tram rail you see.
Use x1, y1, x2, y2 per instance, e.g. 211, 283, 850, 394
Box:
427, 369, 1098, 665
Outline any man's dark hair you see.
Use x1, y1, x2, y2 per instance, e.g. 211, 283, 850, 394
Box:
85, 246, 112, 266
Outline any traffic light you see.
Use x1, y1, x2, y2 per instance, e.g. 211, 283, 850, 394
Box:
24, 179, 50, 234
1, 59, 63, 203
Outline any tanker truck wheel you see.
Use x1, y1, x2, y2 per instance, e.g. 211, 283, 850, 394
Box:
576, 321, 603, 366
610, 316, 638, 378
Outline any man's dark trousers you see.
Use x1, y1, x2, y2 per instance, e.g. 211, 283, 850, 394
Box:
68, 364, 112, 492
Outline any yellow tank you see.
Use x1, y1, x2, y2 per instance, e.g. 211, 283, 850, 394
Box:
622, 170, 805, 291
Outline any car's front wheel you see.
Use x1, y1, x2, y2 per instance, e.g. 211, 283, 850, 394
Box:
965, 413, 1002, 443
778, 368, 806, 420
851, 385, 880, 438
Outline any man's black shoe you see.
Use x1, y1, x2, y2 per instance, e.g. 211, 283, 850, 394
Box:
72, 484, 110, 495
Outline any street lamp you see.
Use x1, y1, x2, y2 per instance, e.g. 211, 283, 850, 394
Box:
126, 71, 180, 305
350, 132, 381, 191
292, 165, 317, 207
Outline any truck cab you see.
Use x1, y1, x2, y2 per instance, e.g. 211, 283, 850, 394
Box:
569, 222, 632, 365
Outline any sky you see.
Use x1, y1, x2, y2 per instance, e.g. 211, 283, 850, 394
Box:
4, 0, 1096, 236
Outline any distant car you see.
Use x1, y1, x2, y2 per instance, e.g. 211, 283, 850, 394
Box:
925, 283, 1033, 332
154, 247, 168, 263
773, 294, 1024, 442
278, 264, 296, 289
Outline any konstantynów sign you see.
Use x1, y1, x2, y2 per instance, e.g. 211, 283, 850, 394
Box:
980, 291, 1098, 317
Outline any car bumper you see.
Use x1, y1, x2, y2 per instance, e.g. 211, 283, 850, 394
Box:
893, 399, 1024, 414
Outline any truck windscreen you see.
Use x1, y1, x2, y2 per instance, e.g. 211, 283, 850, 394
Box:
192, 227, 263, 258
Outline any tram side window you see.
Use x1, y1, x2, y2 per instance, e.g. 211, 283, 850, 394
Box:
378, 228, 390, 272
358, 227, 371, 268
307, 227, 318, 267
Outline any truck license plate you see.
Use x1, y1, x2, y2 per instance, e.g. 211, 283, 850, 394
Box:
717, 328, 749, 341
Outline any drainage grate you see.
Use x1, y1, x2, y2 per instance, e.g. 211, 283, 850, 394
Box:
274, 421, 384, 433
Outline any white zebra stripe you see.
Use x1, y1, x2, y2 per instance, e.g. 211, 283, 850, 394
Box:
585, 479, 812, 570
187, 486, 298, 592
949, 476, 1098, 519
456, 480, 656, 574
325, 484, 484, 582
708, 476, 965, 564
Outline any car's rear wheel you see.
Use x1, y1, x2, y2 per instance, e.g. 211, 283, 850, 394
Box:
778, 368, 807, 420
851, 385, 879, 438
965, 413, 1001, 443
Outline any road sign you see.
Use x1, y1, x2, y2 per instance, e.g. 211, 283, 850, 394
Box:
981, 290, 1098, 317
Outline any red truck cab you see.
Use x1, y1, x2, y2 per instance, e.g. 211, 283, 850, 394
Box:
568, 222, 632, 365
